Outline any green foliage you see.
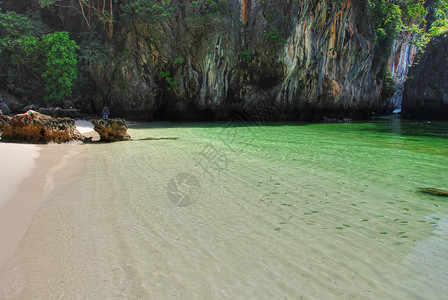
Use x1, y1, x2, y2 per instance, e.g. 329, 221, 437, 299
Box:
78, 30, 110, 71
0, 11, 79, 103
38, 0, 57, 8
173, 57, 185, 64
120, 0, 174, 25
186, 0, 231, 34
160, 70, 177, 91
426, 0, 448, 37
263, 27, 287, 47
0, 11, 48, 42
0, 11, 46, 98
429, 18, 448, 35
405, 0, 448, 49
4, 35, 42, 96
368, 0, 448, 50
240, 50, 251, 62
427, 0, 448, 28
401, 0, 427, 24
368, 1, 404, 48
368, 0, 429, 65
41, 32, 79, 103
259, 0, 295, 48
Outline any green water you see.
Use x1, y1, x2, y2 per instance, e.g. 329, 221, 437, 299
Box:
125, 116, 448, 298
3, 116, 447, 299
131, 116, 448, 196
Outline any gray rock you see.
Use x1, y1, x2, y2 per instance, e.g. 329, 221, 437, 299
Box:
87, 1, 389, 121
0, 112, 11, 133
403, 34, 448, 119
0, 92, 27, 113
63, 100, 75, 109
0, 102, 11, 115
20, 104, 40, 113
38, 107, 82, 118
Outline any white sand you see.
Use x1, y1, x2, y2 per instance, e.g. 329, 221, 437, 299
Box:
75, 119, 100, 141
0, 143, 40, 269
0, 143, 76, 270
0, 144, 40, 208
75, 119, 94, 134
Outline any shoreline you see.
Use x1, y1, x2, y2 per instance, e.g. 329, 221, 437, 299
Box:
0, 144, 73, 269
0, 120, 95, 269
0, 143, 40, 209
0, 142, 86, 270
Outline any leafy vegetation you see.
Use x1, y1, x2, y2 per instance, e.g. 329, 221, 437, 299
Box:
120, 0, 174, 25
427, 0, 448, 35
186, 0, 231, 34
0, 11, 78, 104
367, 0, 448, 98
41, 32, 79, 103
369, 0, 448, 52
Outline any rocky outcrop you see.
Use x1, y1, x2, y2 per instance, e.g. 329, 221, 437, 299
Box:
90, 118, 130, 142
38, 107, 83, 119
86, 0, 389, 121
403, 34, 448, 119
0, 111, 11, 134
0, 92, 27, 114
1, 110, 83, 143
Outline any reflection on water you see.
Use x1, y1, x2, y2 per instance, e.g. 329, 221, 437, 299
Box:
370, 115, 448, 139
1, 117, 447, 299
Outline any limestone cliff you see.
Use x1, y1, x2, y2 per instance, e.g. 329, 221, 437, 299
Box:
82, 0, 391, 121
388, 33, 419, 111
403, 33, 448, 119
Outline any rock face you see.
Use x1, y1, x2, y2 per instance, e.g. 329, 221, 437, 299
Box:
38, 107, 82, 119
0, 111, 11, 134
388, 32, 419, 111
86, 0, 389, 121
403, 34, 448, 119
1, 110, 83, 143
90, 118, 130, 142
0, 92, 27, 114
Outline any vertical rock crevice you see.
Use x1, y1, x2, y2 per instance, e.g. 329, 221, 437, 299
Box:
87, 0, 389, 121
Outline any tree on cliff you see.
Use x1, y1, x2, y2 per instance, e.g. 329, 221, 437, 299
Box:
0, 11, 79, 104
39, 0, 116, 40
41, 32, 79, 103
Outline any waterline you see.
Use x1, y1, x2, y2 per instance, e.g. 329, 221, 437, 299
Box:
1, 117, 447, 299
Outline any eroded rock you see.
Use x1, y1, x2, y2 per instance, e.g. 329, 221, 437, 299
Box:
38, 107, 82, 119
90, 118, 130, 142
0, 92, 27, 114
0, 102, 11, 115
1, 110, 83, 144
403, 34, 448, 119
88, 1, 389, 121
0, 110, 11, 134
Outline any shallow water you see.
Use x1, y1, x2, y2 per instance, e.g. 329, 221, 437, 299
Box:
1, 116, 447, 299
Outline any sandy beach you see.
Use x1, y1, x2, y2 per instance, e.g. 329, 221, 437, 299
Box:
0, 121, 447, 299
0, 121, 94, 269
